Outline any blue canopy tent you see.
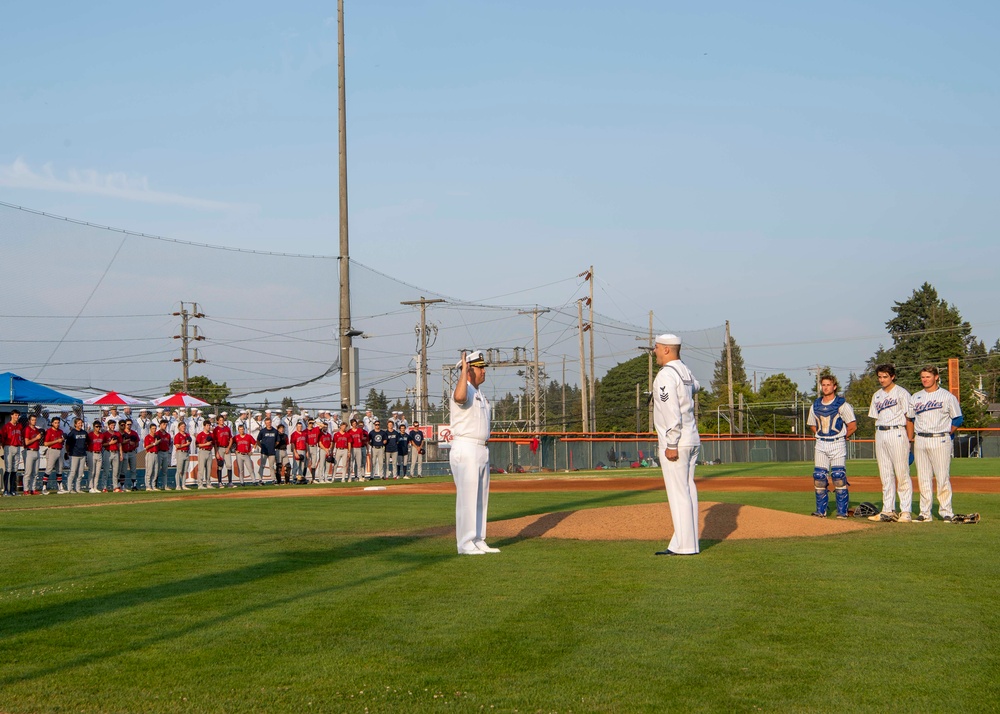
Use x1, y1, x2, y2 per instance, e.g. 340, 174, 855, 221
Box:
0, 372, 82, 405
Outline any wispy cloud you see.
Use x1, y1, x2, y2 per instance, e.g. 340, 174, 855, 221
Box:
0, 158, 244, 212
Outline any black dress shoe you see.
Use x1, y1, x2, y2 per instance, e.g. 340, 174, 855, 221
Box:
655, 550, 695, 556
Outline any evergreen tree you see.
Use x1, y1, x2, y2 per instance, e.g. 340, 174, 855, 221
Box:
543, 379, 584, 432
594, 354, 649, 432
884, 282, 971, 393
862, 283, 987, 428
365, 388, 389, 415
711, 335, 751, 398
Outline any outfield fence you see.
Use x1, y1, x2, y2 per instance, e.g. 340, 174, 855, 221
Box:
482, 429, 1000, 473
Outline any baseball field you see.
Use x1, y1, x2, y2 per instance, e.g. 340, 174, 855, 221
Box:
1, 460, 997, 713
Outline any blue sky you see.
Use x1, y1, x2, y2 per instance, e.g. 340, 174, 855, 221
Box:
2, 1, 998, 403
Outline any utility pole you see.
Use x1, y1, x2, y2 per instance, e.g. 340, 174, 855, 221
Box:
401, 297, 444, 425
587, 266, 596, 429
636, 382, 641, 433
578, 299, 589, 432
561, 355, 566, 431
725, 320, 735, 434
337, 0, 354, 413
634, 317, 654, 432
519, 307, 549, 433
172, 302, 206, 392
809, 365, 823, 396
648, 311, 654, 431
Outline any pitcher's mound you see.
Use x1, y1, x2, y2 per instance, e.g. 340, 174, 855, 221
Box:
482, 501, 868, 541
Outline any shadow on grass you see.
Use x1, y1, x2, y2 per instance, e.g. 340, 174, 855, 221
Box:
0, 534, 446, 685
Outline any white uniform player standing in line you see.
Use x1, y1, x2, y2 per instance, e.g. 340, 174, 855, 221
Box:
807, 374, 857, 519
449, 350, 499, 555
867, 364, 914, 522
908, 365, 963, 522
651, 334, 701, 556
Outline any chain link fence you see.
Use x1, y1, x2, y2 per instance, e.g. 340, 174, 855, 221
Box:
478, 430, 1000, 473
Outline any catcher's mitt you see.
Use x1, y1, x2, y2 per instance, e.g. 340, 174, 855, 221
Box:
853, 502, 879, 518
951, 513, 981, 524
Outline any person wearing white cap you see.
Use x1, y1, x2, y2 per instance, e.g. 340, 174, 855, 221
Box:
250, 412, 263, 441
235, 410, 250, 435
137, 409, 153, 439
449, 350, 499, 555
651, 334, 701, 556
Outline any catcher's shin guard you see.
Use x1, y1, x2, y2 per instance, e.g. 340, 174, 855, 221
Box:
832, 467, 849, 516
813, 467, 829, 516
834, 486, 849, 516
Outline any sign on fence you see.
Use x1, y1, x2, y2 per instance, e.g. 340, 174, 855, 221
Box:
436, 424, 452, 448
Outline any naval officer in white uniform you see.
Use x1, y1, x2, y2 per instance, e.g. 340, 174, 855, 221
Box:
651, 333, 701, 556
450, 350, 499, 555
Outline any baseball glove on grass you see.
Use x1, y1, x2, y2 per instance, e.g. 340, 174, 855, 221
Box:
873, 512, 899, 523
951, 513, 981, 524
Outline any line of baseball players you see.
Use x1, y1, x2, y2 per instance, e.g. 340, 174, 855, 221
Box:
1, 406, 429, 495
807, 363, 965, 523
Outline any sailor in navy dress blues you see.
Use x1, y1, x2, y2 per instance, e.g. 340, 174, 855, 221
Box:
806, 374, 857, 519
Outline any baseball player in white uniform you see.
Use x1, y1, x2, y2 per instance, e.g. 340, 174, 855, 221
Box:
908, 365, 963, 522
867, 364, 914, 522
449, 350, 498, 555
651, 334, 701, 556
807, 374, 857, 519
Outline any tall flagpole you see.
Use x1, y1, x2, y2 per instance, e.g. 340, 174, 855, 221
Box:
338, 0, 354, 412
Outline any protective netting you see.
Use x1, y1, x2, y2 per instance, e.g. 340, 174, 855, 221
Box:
1, 201, 725, 416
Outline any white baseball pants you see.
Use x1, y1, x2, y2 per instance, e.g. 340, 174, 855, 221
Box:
875, 429, 912, 514
914, 435, 954, 519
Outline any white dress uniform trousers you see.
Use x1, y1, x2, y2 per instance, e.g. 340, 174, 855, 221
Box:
652, 360, 702, 555
449, 383, 492, 554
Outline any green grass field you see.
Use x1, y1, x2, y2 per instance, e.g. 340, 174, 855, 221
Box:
1, 463, 998, 713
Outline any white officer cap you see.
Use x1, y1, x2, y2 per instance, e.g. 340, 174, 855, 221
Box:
655, 333, 682, 346
456, 350, 488, 368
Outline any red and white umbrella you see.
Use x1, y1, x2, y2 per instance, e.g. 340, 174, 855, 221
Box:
153, 392, 211, 408
83, 391, 150, 406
